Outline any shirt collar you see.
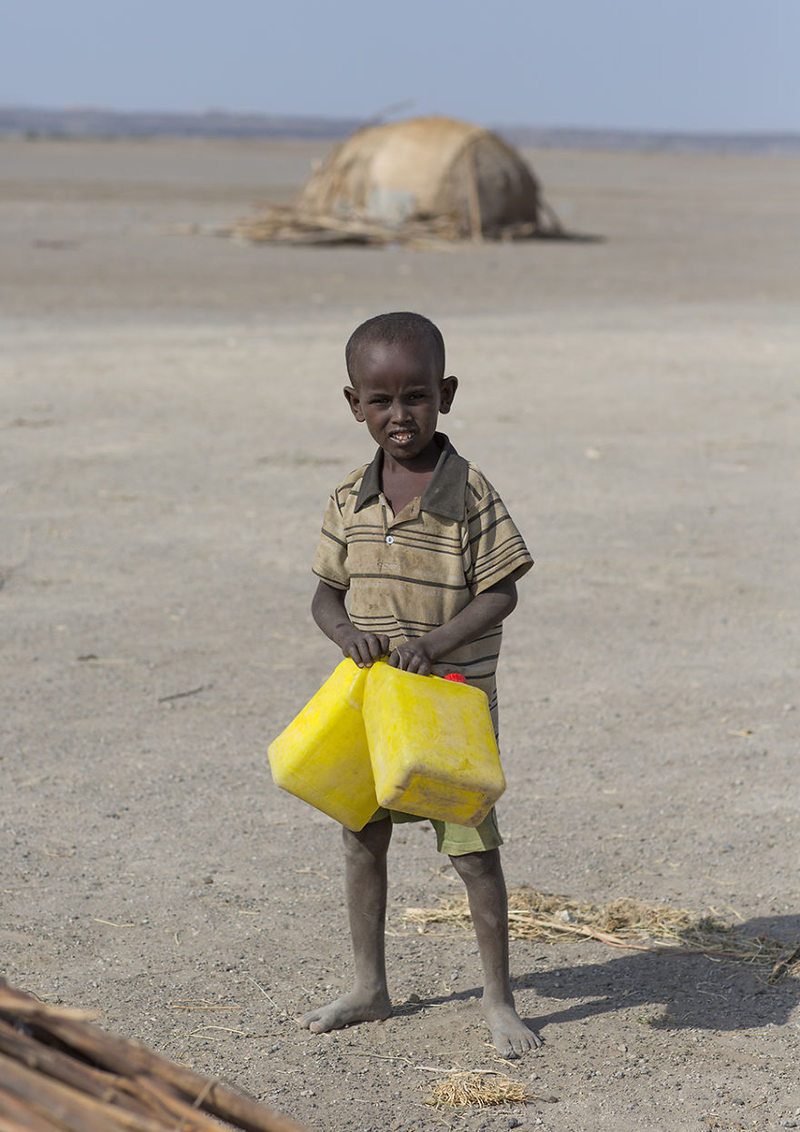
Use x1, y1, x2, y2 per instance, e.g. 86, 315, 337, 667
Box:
354, 432, 469, 520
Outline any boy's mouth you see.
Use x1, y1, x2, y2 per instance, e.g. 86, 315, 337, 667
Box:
389, 429, 416, 444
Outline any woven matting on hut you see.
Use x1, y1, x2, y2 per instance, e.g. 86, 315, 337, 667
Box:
405, 887, 800, 983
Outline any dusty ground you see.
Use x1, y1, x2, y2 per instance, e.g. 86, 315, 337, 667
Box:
1, 136, 799, 1132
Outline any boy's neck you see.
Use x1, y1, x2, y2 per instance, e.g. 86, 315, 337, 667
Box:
380, 436, 442, 513
382, 434, 441, 477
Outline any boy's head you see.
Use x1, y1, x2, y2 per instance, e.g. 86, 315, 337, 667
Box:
343, 312, 457, 464
345, 312, 445, 384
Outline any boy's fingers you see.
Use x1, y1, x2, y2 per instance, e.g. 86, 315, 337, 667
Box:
345, 634, 391, 666
387, 647, 431, 675
344, 640, 370, 667
367, 634, 389, 660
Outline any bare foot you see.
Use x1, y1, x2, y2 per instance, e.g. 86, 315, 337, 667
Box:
483, 999, 542, 1058
299, 989, 392, 1034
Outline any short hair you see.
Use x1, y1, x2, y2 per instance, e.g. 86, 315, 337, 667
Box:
345, 312, 445, 383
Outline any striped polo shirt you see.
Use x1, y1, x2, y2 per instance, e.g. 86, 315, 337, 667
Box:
313, 434, 533, 731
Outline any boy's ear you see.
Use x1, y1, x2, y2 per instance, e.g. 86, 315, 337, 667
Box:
343, 385, 365, 422
439, 375, 458, 414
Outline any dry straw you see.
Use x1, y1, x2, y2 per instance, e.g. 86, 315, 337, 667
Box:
405, 887, 800, 982
424, 1070, 530, 1108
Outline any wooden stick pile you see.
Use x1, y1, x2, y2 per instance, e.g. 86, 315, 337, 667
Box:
232, 203, 463, 248
0, 980, 313, 1132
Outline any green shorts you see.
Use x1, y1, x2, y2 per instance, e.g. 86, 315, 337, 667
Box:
367, 806, 502, 857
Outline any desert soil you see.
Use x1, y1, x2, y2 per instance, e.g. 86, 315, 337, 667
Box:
1, 136, 799, 1132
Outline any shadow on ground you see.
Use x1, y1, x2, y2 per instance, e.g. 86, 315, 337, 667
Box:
405, 915, 800, 1035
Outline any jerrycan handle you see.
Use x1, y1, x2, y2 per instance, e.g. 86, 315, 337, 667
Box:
340, 659, 370, 710
443, 672, 467, 683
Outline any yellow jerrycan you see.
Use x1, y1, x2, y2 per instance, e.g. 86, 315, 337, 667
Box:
267, 659, 378, 831
363, 661, 505, 827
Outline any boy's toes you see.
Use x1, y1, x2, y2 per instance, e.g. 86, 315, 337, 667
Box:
484, 1002, 542, 1057
298, 1008, 327, 1032
498, 1027, 542, 1058
496, 1036, 519, 1059
497, 1031, 537, 1059
510, 1027, 543, 1056
297, 990, 391, 1035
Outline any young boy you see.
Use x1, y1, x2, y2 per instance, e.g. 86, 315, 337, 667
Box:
300, 312, 540, 1058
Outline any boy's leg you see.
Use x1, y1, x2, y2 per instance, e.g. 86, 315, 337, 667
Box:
450, 847, 542, 1057
300, 815, 393, 1033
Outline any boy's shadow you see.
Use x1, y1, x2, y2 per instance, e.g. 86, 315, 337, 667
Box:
412, 915, 800, 1034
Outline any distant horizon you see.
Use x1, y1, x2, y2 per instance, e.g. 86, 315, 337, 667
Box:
3, 102, 800, 143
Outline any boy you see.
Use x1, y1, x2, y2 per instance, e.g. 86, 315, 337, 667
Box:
300, 312, 540, 1058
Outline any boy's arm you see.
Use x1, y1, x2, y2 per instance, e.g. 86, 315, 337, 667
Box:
388, 577, 517, 675
312, 580, 391, 668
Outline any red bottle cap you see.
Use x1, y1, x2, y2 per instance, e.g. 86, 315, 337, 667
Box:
443, 672, 467, 683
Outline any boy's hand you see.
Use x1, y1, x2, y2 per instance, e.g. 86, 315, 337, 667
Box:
388, 638, 435, 675
338, 628, 391, 668
312, 582, 389, 667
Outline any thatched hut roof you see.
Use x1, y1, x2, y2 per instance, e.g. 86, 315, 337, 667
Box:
231, 116, 564, 246
295, 115, 541, 239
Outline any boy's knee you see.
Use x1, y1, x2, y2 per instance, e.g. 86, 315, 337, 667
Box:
449, 847, 501, 881
343, 816, 392, 861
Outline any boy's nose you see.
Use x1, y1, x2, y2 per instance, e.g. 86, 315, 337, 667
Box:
391, 400, 412, 421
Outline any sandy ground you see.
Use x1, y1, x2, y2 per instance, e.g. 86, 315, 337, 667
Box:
1, 136, 799, 1132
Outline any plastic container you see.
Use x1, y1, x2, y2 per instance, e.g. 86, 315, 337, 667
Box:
267, 659, 377, 831
363, 661, 505, 827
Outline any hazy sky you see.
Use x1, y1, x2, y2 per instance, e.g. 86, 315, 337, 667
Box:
3, 0, 798, 133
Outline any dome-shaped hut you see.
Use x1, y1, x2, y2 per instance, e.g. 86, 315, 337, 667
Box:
295, 115, 542, 239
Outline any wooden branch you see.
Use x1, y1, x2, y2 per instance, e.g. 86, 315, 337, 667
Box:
21, 1016, 307, 1132
0, 1087, 64, 1132
0, 1054, 166, 1132
465, 147, 484, 244
0, 1020, 227, 1131
537, 195, 566, 235
0, 1019, 158, 1118
769, 942, 800, 984
0, 981, 314, 1132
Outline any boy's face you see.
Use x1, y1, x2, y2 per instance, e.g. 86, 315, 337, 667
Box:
344, 338, 457, 464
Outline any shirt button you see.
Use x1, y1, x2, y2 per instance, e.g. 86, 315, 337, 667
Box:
385, 534, 394, 544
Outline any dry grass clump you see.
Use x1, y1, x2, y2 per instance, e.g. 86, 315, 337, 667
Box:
232, 205, 471, 248
424, 1070, 529, 1108
405, 887, 800, 981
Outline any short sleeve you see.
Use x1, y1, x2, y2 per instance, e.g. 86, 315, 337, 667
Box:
312, 492, 350, 591
466, 485, 533, 595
